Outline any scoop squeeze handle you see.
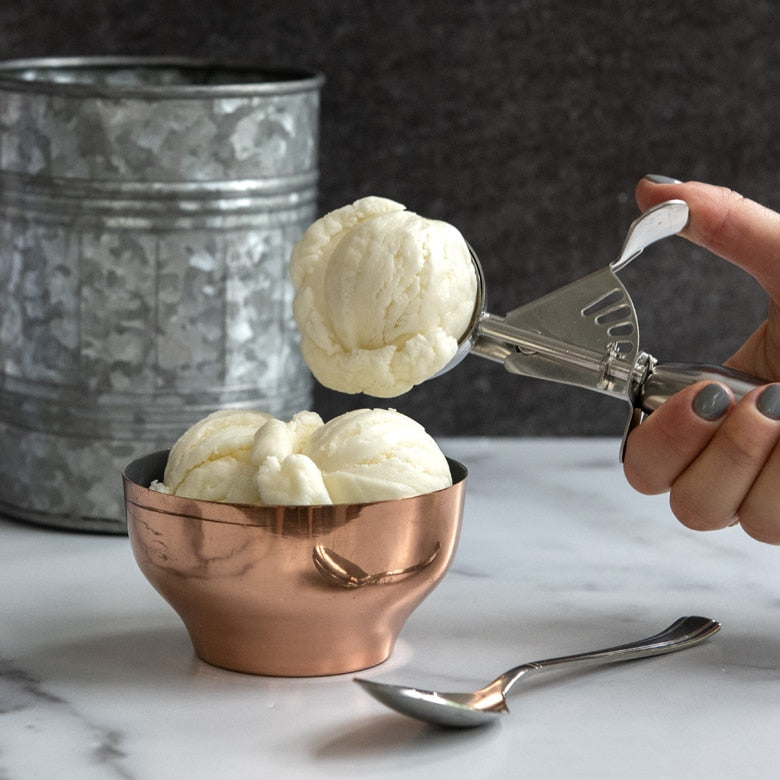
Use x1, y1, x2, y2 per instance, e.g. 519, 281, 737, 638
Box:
638, 361, 766, 413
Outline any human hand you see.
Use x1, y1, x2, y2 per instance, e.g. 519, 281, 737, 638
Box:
623, 176, 780, 543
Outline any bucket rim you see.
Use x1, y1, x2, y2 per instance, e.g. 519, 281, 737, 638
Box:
0, 56, 325, 99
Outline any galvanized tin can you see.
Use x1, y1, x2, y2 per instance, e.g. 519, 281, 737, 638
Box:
0, 57, 323, 532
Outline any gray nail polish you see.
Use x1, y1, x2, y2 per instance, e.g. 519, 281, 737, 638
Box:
757, 384, 780, 420
693, 383, 731, 421
644, 174, 683, 184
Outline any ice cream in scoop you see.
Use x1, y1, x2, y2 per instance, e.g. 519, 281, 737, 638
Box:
290, 196, 478, 397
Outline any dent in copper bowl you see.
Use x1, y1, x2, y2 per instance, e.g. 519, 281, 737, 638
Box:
123, 450, 466, 677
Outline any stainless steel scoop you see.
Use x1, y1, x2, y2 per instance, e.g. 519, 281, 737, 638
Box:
450, 200, 764, 451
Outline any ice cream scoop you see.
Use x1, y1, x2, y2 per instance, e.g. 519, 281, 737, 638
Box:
156, 409, 273, 503
290, 197, 478, 397
305, 408, 452, 504
452, 200, 764, 441
308, 198, 762, 453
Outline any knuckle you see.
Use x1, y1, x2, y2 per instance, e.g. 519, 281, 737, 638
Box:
668, 486, 722, 532
738, 490, 780, 545
714, 423, 773, 470
739, 514, 780, 545
623, 461, 665, 495
696, 187, 745, 254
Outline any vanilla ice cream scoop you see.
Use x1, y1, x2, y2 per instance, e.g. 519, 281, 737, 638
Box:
290, 197, 478, 397
251, 410, 332, 505
156, 408, 272, 503
306, 408, 453, 504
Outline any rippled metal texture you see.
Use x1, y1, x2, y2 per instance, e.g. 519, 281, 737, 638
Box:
0, 58, 323, 532
123, 451, 466, 677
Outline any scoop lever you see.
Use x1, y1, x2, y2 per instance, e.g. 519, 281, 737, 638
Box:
461, 200, 766, 452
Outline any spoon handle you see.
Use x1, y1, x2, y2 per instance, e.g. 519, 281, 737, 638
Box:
499, 616, 720, 697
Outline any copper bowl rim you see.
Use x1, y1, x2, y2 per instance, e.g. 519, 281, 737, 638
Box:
123, 450, 468, 528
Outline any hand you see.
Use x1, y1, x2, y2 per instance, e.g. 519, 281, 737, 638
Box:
623, 176, 780, 544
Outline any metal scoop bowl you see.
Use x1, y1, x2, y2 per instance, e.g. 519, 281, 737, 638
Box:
355, 615, 720, 728
446, 200, 765, 452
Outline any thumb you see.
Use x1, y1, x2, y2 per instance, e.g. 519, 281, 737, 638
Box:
635, 178, 780, 303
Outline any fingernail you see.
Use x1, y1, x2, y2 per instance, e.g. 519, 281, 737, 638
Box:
757, 384, 780, 420
644, 174, 683, 184
693, 383, 731, 421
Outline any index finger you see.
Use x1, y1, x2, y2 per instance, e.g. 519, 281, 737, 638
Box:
635, 178, 780, 302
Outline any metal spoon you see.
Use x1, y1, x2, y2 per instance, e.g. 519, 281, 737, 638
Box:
312, 542, 441, 588
354, 615, 720, 728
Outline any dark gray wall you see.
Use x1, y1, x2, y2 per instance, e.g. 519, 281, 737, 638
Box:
2, 0, 776, 437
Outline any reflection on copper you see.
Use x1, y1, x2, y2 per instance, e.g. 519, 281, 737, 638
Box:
312, 541, 441, 588
122, 450, 467, 677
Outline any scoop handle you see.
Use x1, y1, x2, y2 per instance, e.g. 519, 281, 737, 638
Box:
638, 361, 767, 413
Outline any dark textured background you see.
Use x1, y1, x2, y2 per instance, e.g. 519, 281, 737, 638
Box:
2, 0, 777, 437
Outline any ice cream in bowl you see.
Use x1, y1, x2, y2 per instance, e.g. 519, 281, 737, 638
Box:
123, 408, 466, 676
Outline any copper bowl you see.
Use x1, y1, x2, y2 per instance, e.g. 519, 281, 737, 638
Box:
123, 450, 466, 676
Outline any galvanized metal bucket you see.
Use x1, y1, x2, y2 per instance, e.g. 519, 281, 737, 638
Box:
0, 57, 323, 533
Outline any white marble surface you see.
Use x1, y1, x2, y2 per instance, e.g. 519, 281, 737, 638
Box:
3, 437, 780, 779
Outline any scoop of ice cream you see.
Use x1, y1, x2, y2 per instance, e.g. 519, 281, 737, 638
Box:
306, 408, 452, 504
251, 411, 332, 505
157, 408, 273, 503
254, 453, 332, 506
250, 410, 324, 465
290, 196, 478, 397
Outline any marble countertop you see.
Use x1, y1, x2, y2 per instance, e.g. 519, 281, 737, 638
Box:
3, 437, 779, 779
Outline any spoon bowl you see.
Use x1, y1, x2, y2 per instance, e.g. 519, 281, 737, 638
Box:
355, 615, 720, 728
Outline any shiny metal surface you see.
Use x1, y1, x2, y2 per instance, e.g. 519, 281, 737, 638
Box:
356, 615, 720, 728
312, 542, 441, 588
0, 58, 322, 533
638, 361, 766, 412
123, 450, 466, 677
457, 201, 764, 442
469, 201, 688, 397
432, 243, 486, 378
